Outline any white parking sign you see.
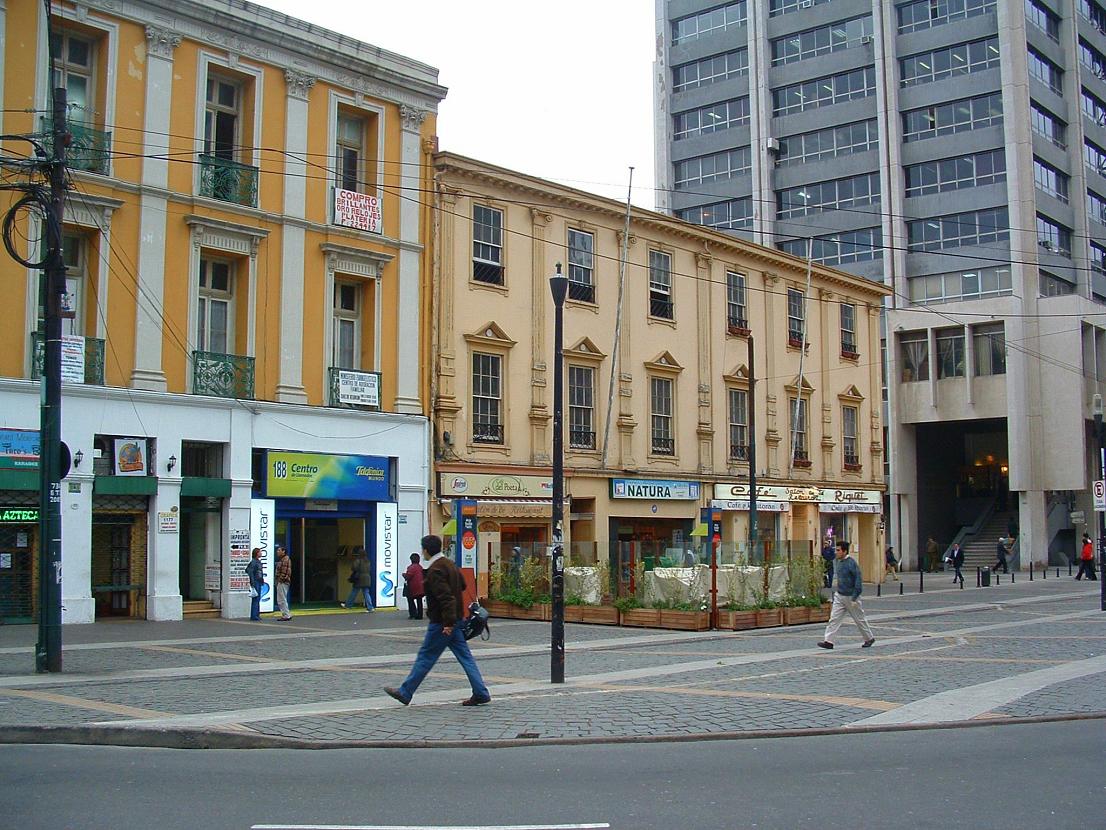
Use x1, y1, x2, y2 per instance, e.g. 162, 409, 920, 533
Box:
1095, 480, 1105, 512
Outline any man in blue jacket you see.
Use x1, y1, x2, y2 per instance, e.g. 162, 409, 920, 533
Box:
817, 540, 875, 649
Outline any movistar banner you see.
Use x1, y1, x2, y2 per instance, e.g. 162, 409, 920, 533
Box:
265, 451, 390, 500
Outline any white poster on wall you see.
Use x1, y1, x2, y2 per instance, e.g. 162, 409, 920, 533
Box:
375, 502, 399, 609
249, 498, 276, 613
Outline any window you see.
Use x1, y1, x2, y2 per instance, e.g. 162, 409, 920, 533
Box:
771, 16, 873, 66
904, 150, 1006, 197
569, 365, 596, 450
676, 198, 753, 230
777, 120, 878, 167
650, 377, 674, 455
204, 75, 240, 161
649, 250, 673, 320
1080, 39, 1106, 79
728, 388, 748, 461
472, 353, 503, 444
900, 37, 999, 87
1083, 87, 1106, 124
50, 29, 94, 120
472, 205, 504, 285
787, 288, 805, 346
779, 228, 882, 265
1027, 0, 1061, 40
908, 266, 1012, 304
674, 98, 750, 140
1089, 190, 1106, 225
907, 208, 1009, 251
842, 405, 859, 467
675, 147, 750, 189
1028, 48, 1064, 95
1092, 241, 1106, 276
567, 229, 595, 302
673, 49, 748, 92
672, 2, 747, 44
789, 397, 809, 462
777, 172, 880, 218
332, 281, 360, 369
1040, 270, 1076, 296
902, 93, 1003, 142
1036, 214, 1072, 255
840, 303, 858, 357
1033, 157, 1070, 202
1031, 103, 1067, 148
198, 257, 233, 354
726, 271, 747, 332
973, 324, 1006, 375
771, 0, 834, 16
1086, 139, 1106, 177
897, 0, 996, 34
936, 329, 966, 378
1081, 0, 1106, 32
60, 233, 87, 337
900, 333, 930, 382
772, 67, 876, 116
335, 112, 365, 193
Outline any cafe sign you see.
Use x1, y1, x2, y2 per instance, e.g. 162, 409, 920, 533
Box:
611, 478, 700, 500
440, 473, 553, 498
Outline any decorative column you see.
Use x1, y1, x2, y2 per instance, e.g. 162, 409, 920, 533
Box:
763, 272, 781, 475
131, 26, 180, 391
147, 454, 183, 621
529, 208, 553, 464
616, 231, 638, 469
695, 252, 714, 473
275, 70, 315, 403
818, 288, 835, 474
394, 105, 427, 414
435, 186, 461, 444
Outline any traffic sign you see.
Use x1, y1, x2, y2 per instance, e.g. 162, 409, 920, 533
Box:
1094, 480, 1105, 512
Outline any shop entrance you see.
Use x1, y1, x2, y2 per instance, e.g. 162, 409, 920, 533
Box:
0, 526, 34, 623
277, 516, 367, 605
92, 517, 137, 618
179, 498, 221, 601
609, 517, 694, 598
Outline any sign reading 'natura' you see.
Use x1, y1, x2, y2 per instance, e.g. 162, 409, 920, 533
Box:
611, 478, 700, 500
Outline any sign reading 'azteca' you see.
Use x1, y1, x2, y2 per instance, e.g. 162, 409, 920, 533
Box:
611, 478, 700, 500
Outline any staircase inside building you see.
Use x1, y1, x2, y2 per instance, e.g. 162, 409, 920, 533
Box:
961, 511, 1017, 571
182, 600, 220, 619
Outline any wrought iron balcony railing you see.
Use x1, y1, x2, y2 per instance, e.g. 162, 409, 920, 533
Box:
40, 118, 111, 175
198, 154, 259, 207
328, 367, 382, 410
569, 428, 596, 449
729, 443, 749, 461
650, 296, 674, 319
651, 435, 675, 456
192, 350, 254, 399
473, 422, 504, 444
31, 332, 105, 385
727, 315, 750, 336
567, 281, 595, 303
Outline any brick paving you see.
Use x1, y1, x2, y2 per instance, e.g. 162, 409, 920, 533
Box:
0, 580, 1102, 744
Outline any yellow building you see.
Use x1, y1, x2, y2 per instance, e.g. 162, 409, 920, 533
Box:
432, 153, 891, 589
0, 0, 444, 622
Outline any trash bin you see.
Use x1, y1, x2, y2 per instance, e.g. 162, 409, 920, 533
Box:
980, 568, 991, 587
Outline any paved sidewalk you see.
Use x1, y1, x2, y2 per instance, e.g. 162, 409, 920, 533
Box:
0, 579, 1103, 746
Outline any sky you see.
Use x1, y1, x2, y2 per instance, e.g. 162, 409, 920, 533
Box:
256, 0, 658, 208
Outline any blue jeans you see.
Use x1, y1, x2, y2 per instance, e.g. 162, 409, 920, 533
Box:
345, 586, 374, 610
250, 591, 261, 620
398, 622, 489, 702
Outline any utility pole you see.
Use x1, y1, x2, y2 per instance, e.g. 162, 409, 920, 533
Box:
748, 335, 758, 554
35, 86, 68, 673
549, 264, 567, 683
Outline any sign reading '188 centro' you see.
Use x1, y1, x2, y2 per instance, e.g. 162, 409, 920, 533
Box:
611, 478, 700, 500
265, 451, 390, 501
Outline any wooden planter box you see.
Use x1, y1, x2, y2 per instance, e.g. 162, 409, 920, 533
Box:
619, 608, 662, 628
783, 606, 811, 625
809, 603, 831, 623
659, 610, 711, 631
755, 608, 783, 628
506, 603, 545, 621
564, 604, 620, 625
714, 609, 759, 631
483, 599, 513, 619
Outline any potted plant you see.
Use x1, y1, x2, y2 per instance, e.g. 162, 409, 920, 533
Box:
715, 602, 758, 630
615, 595, 661, 628
564, 557, 620, 625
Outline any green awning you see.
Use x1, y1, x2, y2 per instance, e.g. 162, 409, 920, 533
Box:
690, 522, 708, 537
180, 477, 231, 498
0, 470, 38, 491
94, 475, 158, 495
441, 518, 457, 536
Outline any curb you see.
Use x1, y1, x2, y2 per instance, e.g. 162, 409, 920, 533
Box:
2, 711, 1105, 751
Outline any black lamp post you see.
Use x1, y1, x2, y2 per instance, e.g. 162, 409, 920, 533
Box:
1094, 394, 1106, 611
549, 263, 568, 683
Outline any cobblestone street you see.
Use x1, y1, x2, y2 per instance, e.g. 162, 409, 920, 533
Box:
0, 579, 1102, 745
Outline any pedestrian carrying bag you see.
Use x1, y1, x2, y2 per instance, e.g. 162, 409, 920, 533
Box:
462, 600, 490, 641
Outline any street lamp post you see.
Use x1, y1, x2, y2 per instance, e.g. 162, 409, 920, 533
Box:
549, 263, 568, 683
1093, 394, 1106, 611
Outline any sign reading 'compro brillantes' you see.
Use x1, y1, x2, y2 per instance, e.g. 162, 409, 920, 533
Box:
265, 452, 390, 501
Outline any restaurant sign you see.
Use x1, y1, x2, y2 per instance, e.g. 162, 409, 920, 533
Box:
440, 473, 553, 498
611, 478, 700, 500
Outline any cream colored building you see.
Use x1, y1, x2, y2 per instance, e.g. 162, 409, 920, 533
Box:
431, 153, 891, 589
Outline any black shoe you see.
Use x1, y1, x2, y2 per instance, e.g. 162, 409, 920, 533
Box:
817, 641, 834, 649
383, 687, 410, 706
461, 695, 491, 706
862, 638, 876, 648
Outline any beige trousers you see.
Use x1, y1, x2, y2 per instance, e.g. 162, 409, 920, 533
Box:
824, 592, 874, 643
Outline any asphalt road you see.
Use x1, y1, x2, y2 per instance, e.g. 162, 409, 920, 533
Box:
3, 720, 1102, 830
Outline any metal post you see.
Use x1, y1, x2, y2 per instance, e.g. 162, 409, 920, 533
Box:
976, 566, 980, 588
899, 582, 903, 595
747, 336, 758, 556
35, 87, 67, 673
1095, 394, 1106, 611
549, 265, 567, 684
919, 569, 924, 594
1030, 562, 1034, 581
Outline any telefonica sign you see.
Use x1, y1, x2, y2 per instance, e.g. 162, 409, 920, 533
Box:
611, 478, 700, 500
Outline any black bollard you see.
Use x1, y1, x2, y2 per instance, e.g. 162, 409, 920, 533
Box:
899, 582, 904, 595
960, 577, 964, 589
1011, 570, 1015, 583
877, 582, 881, 597
919, 569, 924, 594
1057, 567, 1061, 578
1030, 562, 1034, 581
976, 567, 981, 588
1069, 560, 1073, 576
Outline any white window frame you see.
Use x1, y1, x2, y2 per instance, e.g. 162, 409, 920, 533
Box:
567, 228, 595, 302
193, 53, 263, 195
728, 387, 748, 461
650, 376, 675, 456
61, 232, 88, 337
649, 250, 673, 320
841, 303, 857, 355
197, 256, 235, 355
327, 92, 386, 202
726, 271, 747, 329
568, 364, 596, 450
472, 352, 504, 444
332, 280, 361, 370
472, 203, 505, 285
842, 405, 859, 466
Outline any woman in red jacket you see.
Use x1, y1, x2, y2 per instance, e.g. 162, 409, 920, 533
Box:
403, 553, 426, 619
1076, 534, 1098, 581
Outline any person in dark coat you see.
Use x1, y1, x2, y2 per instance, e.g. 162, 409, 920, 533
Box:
821, 538, 836, 588
992, 537, 1010, 574
403, 553, 426, 619
950, 542, 965, 586
246, 547, 265, 621
385, 534, 491, 707
884, 546, 899, 582
341, 547, 375, 611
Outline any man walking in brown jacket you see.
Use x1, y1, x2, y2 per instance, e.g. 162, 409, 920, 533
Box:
385, 534, 491, 706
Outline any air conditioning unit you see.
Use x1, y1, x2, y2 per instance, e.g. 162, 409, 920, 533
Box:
766, 137, 780, 154
861, 36, 873, 45
799, 0, 813, 8
1039, 239, 1053, 250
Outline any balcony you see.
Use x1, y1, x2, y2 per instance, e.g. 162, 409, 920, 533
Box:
727, 315, 750, 337
40, 118, 111, 175
568, 281, 595, 303
31, 332, 105, 385
473, 422, 504, 444
650, 296, 674, 320
328, 367, 382, 411
841, 339, 859, 359
651, 435, 675, 456
570, 428, 596, 450
792, 448, 811, 468
199, 154, 259, 207
729, 443, 749, 462
192, 351, 254, 399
